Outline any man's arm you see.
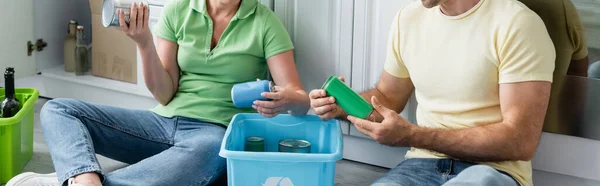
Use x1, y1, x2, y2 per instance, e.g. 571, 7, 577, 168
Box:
349, 81, 551, 162
359, 72, 415, 122
411, 81, 551, 161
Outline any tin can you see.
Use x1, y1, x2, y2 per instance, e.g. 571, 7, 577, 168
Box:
321, 76, 374, 119
102, 0, 148, 28
278, 139, 311, 153
245, 136, 265, 152
231, 80, 274, 108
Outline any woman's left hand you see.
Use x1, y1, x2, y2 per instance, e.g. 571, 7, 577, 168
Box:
253, 86, 291, 118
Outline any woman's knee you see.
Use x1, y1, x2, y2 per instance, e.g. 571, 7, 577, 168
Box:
40, 98, 81, 128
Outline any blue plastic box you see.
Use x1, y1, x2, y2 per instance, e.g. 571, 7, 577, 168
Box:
219, 114, 343, 186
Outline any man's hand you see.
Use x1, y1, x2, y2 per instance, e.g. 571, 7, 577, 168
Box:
309, 77, 346, 120
347, 96, 416, 146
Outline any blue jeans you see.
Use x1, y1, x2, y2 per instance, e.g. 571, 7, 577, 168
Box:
371, 158, 520, 186
40, 98, 227, 186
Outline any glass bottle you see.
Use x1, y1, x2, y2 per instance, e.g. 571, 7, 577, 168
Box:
64, 20, 77, 72
1, 67, 22, 118
75, 25, 89, 76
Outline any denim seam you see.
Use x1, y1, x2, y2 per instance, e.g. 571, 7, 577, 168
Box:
59, 166, 103, 185
73, 112, 102, 181
62, 107, 173, 145
172, 116, 179, 142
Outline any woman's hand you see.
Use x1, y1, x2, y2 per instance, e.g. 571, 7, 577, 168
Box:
119, 2, 153, 47
252, 86, 294, 118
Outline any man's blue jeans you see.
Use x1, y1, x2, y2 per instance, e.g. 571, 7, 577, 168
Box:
371, 158, 520, 186
40, 98, 226, 186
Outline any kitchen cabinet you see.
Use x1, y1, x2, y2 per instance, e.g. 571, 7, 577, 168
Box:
0, 0, 170, 110
0, 0, 271, 110
274, 0, 354, 134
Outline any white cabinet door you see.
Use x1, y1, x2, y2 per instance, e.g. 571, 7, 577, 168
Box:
274, 0, 354, 134
0, 0, 36, 78
350, 0, 415, 139
274, 0, 353, 91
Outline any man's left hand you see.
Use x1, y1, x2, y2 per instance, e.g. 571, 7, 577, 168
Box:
347, 96, 416, 146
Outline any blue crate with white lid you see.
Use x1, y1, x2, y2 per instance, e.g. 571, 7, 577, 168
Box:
219, 113, 343, 186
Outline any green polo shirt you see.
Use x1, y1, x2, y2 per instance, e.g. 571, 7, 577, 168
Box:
150, 0, 294, 125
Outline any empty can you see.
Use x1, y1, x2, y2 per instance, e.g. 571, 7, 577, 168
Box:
231, 80, 274, 108
102, 0, 148, 28
321, 76, 374, 119
278, 139, 311, 153
245, 136, 265, 152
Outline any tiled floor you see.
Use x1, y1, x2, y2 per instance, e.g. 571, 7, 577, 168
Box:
15, 98, 387, 186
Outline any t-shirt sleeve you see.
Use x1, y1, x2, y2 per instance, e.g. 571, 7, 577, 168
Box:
564, 0, 588, 60
383, 10, 410, 78
263, 13, 294, 59
153, 0, 179, 42
497, 11, 556, 84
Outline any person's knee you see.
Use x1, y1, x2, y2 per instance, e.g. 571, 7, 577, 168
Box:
40, 98, 81, 128
462, 165, 497, 176
185, 134, 224, 157
444, 165, 516, 186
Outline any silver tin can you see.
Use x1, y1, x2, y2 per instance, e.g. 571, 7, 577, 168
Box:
278, 139, 311, 153
102, 0, 148, 28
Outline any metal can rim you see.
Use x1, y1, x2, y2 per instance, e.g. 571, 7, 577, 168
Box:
278, 139, 311, 148
247, 136, 264, 142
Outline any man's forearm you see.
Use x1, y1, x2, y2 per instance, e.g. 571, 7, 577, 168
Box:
410, 121, 539, 162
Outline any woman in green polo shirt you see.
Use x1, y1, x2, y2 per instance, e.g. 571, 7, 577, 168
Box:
7, 0, 310, 186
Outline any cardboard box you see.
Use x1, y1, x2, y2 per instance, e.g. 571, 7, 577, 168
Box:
90, 0, 103, 15
90, 0, 137, 84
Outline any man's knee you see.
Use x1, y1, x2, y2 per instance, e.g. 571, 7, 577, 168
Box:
462, 165, 498, 176
443, 165, 517, 186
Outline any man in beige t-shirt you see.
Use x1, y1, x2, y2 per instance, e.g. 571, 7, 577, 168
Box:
310, 0, 556, 185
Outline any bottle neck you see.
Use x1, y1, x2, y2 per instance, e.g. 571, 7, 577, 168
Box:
68, 25, 77, 36
5, 74, 15, 98
76, 32, 85, 46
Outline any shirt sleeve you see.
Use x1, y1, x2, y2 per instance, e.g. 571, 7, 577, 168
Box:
152, 0, 179, 42
383, 10, 410, 78
263, 13, 294, 59
497, 10, 556, 83
564, 0, 588, 60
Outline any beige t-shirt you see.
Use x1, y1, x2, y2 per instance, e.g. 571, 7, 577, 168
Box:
383, 0, 556, 186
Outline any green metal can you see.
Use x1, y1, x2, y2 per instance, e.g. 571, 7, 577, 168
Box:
278, 139, 311, 153
245, 136, 265, 152
321, 76, 374, 119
